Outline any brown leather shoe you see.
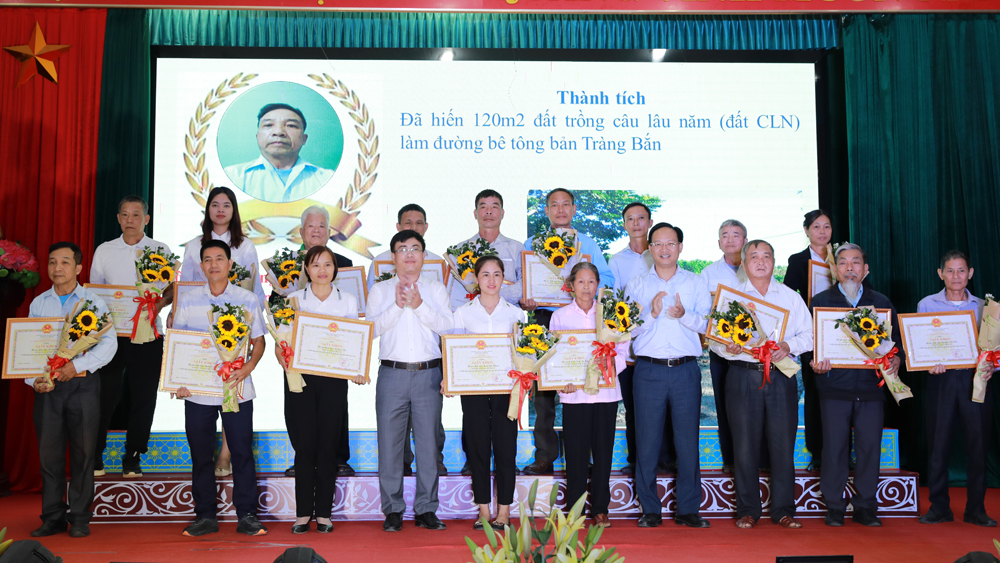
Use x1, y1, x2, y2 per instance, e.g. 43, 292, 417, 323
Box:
735, 516, 756, 529
777, 516, 802, 529
594, 514, 611, 528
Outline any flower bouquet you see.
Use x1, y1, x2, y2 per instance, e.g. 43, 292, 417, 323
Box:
261, 248, 303, 296
0, 240, 40, 289
38, 300, 113, 388
973, 294, 1000, 403
835, 307, 912, 404
132, 246, 179, 344
531, 228, 582, 292
445, 238, 498, 300
228, 262, 257, 293
708, 298, 799, 387
208, 303, 252, 412
585, 288, 644, 394
266, 296, 305, 393
507, 314, 559, 428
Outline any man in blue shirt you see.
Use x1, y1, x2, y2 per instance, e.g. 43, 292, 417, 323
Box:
28, 242, 118, 539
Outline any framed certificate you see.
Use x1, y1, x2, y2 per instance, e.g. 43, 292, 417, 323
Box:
813, 307, 890, 368
441, 333, 516, 395
807, 260, 833, 305
897, 310, 979, 371
84, 284, 137, 337
171, 281, 205, 318
705, 285, 790, 351
333, 266, 368, 317
537, 330, 611, 391
373, 260, 448, 285
158, 329, 242, 397
520, 251, 592, 307
3, 317, 65, 379
289, 311, 374, 380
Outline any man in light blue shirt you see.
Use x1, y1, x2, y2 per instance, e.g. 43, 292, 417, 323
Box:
224, 103, 334, 203
27, 242, 118, 539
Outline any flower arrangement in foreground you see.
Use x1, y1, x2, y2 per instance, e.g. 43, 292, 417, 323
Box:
0, 240, 40, 289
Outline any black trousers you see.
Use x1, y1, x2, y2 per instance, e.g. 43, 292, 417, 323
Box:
926, 368, 993, 516
726, 365, 798, 521
708, 351, 735, 466
820, 398, 883, 513
563, 402, 618, 516
34, 374, 101, 525
800, 352, 823, 463
461, 394, 518, 505
619, 363, 675, 465
94, 336, 164, 461
529, 309, 560, 465
186, 400, 257, 520
288, 375, 347, 518
284, 375, 352, 466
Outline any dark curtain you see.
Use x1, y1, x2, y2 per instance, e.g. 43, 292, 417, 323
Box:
843, 13, 1000, 486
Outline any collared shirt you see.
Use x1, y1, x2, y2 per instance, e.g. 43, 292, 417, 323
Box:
224, 155, 334, 203
287, 284, 358, 319
365, 249, 444, 291
447, 232, 524, 311
25, 283, 119, 386
810, 247, 825, 262
608, 244, 652, 293
524, 230, 615, 311
917, 288, 984, 322
367, 276, 452, 362
701, 256, 742, 294
453, 296, 525, 335
91, 234, 172, 334
838, 283, 864, 307
626, 267, 711, 359
550, 300, 625, 404
172, 283, 266, 406
713, 278, 814, 362
180, 231, 266, 309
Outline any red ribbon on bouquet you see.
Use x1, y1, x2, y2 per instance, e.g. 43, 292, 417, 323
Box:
977, 350, 1000, 373
279, 341, 294, 367
466, 291, 480, 301
750, 340, 780, 389
130, 290, 163, 340
43, 355, 69, 385
864, 347, 898, 387
508, 370, 539, 429
591, 341, 618, 387
215, 357, 247, 399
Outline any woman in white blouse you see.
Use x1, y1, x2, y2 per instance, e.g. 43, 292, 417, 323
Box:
450, 255, 524, 530
553, 262, 627, 528
279, 245, 367, 534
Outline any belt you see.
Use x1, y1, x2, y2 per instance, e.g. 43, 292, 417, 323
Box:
729, 360, 766, 372
380, 359, 442, 371
636, 355, 695, 367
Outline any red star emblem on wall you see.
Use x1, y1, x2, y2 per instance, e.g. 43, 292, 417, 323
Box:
3, 23, 71, 87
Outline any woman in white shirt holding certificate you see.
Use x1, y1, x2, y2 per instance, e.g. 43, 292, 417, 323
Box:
279, 245, 366, 534
451, 255, 524, 530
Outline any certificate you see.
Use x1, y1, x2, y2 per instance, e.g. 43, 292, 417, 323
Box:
3, 317, 64, 379
807, 260, 833, 305
171, 281, 205, 318
158, 329, 238, 397
520, 251, 592, 307
706, 285, 790, 351
333, 266, 368, 317
813, 307, 890, 368
898, 310, 979, 371
373, 260, 448, 285
289, 311, 374, 380
84, 284, 137, 337
537, 330, 610, 391
441, 333, 516, 395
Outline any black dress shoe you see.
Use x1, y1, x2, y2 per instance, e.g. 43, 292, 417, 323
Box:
852, 508, 882, 527
31, 520, 67, 537
415, 512, 447, 530
675, 513, 711, 528
284, 466, 295, 477
403, 465, 413, 476
620, 463, 634, 475
69, 522, 90, 538
637, 513, 662, 528
316, 522, 334, 533
825, 509, 844, 527
964, 513, 998, 527
918, 510, 954, 524
438, 462, 449, 476
521, 462, 553, 475
383, 512, 403, 532
183, 518, 220, 537
337, 464, 355, 477
461, 461, 472, 476
292, 523, 310, 534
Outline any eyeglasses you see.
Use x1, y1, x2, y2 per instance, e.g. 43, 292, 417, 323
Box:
650, 242, 678, 250
394, 247, 423, 254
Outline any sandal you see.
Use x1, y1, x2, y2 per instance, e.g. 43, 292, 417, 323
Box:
490, 520, 509, 531
214, 465, 232, 477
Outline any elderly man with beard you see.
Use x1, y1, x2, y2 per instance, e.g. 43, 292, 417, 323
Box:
809, 243, 904, 528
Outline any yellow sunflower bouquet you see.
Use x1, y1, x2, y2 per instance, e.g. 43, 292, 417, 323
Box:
507, 314, 559, 428
266, 296, 305, 393
974, 294, 1000, 403
261, 248, 304, 297
208, 303, 252, 412
228, 262, 257, 293
708, 297, 799, 385
39, 299, 113, 388
585, 288, 645, 394
531, 227, 581, 282
835, 307, 912, 404
132, 246, 179, 344
445, 238, 499, 298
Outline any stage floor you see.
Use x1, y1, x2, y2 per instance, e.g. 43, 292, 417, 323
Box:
1, 486, 997, 563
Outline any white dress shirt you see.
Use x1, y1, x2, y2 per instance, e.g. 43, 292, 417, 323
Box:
91, 234, 172, 335
25, 283, 119, 386
608, 244, 652, 293
447, 232, 524, 311
368, 275, 453, 362
626, 266, 711, 360
172, 282, 267, 405
700, 256, 742, 294
550, 300, 625, 404
452, 295, 525, 335
713, 278, 813, 363
224, 155, 334, 203
180, 231, 266, 308
287, 284, 359, 319
366, 249, 444, 291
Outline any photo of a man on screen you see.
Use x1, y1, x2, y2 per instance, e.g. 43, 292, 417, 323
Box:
224, 103, 335, 203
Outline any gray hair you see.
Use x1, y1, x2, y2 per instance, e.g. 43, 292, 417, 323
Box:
566, 261, 600, 286
300, 205, 330, 228
834, 242, 867, 264
740, 239, 774, 263
718, 219, 747, 239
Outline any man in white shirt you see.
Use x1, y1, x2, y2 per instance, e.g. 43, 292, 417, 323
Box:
224, 103, 334, 203
368, 230, 453, 533
27, 242, 118, 539
717, 240, 811, 530
89, 196, 172, 478
626, 222, 711, 529
172, 240, 267, 537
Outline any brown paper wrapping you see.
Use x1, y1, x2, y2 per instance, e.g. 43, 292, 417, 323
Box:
444, 253, 479, 295
585, 288, 635, 395
208, 306, 252, 413
506, 346, 557, 424
38, 300, 113, 388
266, 298, 304, 393
536, 228, 582, 282
262, 257, 304, 297
738, 306, 799, 378
973, 300, 1000, 403
838, 321, 912, 405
